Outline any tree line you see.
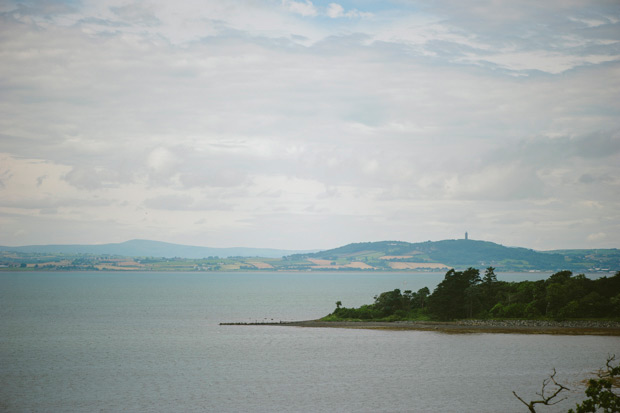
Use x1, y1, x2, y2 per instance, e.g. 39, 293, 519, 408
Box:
326, 268, 620, 321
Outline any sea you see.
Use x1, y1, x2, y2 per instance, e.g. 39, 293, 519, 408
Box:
1, 271, 618, 412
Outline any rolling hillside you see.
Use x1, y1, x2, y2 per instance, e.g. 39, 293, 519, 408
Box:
286, 239, 620, 272
0, 239, 313, 259
1, 239, 618, 272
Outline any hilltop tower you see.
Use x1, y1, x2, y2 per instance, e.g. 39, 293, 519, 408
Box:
465, 232, 468, 240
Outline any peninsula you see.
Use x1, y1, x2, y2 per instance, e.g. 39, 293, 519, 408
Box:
221, 268, 620, 335
220, 319, 620, 336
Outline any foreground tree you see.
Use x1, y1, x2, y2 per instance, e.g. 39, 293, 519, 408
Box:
513, 369, 569, 413
569, 355, 620, 413
514, 356, 619, 413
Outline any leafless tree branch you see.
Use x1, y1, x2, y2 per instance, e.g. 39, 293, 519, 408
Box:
513, 369, 570, 413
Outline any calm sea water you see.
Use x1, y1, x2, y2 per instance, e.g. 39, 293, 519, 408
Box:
1, 271, 618, 412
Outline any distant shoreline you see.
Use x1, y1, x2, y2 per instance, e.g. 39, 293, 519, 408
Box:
2, 268, 617, 274
2, 238, 619, 273
220, 319, 620, 336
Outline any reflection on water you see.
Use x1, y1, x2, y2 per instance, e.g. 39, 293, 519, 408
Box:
1, 271, 618, 412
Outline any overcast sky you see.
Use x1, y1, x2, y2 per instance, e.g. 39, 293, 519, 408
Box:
1, 0, 619, 250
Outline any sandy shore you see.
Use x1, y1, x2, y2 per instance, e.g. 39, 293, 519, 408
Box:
220, 319, 620, 335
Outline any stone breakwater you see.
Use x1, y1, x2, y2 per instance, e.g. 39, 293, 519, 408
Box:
456, 319, 620, 329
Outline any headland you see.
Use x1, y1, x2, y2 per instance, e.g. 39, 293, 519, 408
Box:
219, 319, 620, 335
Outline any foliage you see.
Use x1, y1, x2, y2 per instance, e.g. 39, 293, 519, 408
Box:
427, 267, 481, 320
326, 269, 620, 322
569, 355, 620, 413
325, 287, 433, 321
513, 356, 619, 413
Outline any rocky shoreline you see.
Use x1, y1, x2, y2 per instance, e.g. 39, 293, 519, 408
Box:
220, 319, 620, 335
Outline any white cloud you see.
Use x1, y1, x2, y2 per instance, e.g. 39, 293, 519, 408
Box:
146, 147, 180, 184
469, 50, 620, 74
143, 194, 231, 211
63, 166, 125, 190
283, 0, 317, 17
587, 232, 607, 242
110, 3, 161, 27
326, 3, 372, 19
0, 1, 619, 249
326, 3, 344, 18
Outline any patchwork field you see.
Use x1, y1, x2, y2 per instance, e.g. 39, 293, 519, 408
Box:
247, 261, 274, 269
380, 255, 413, 260
3, 239, 618, 272
388, 262, 451, 270
307, 258, 373, 269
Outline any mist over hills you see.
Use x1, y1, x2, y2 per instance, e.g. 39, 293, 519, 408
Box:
0, 239, 312, 259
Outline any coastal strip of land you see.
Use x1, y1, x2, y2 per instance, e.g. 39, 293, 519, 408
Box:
219, 319, 620, 335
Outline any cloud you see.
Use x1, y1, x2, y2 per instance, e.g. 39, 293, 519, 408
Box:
110, 3, 161, 27
378, 0, 620, 74
143, 194, 231, 211
0, 165, 11, 189
468, 51, 620, 74
326, 3, 344, 18
578, 173, 614, 185
36, 175, 47, 187
63, 166, 127, 190
587, 232, 607, 242
179, 170, 248, 188
449, 164, 545, 201
326, 3, 372, 19
144, 195, 194, 211
0, 196, 113, 210
502, 131, 620, 166
282, 0, 317, 17
0, 1, 619, 249
282, 1, 371, 20
145, 147, 181, 185
3, 0, 77, 18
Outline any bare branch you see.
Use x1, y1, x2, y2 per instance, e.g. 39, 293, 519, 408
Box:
605, 354, 618, 376
513, 391, 538, 413
513, 368, 570, 413
539, 369, 570, 406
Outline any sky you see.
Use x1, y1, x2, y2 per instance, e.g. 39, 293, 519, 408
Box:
1, 0, 619, 251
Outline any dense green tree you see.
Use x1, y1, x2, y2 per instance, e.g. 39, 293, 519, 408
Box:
427, 267, 481, 320
414, 287, 430, 309
545, 282, 566, 317
327, 270, 620, 322
569, 355, 620, 412
547, 270, 572, 283
373, 289, 407, 317
483, 266, 497, 284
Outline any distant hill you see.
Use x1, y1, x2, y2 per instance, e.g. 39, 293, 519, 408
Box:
0, 239, 314, 259
286, 239, 620, 272
1, 238, 618, 272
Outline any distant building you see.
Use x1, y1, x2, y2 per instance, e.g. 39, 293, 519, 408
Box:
465, 232, 468, 240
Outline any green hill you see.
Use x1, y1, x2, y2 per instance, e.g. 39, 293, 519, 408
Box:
287, 239, 620, 272
1, 239, 618, 272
